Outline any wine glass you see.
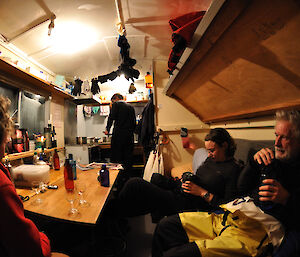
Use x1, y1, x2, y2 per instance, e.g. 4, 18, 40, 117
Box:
65, 189, 79, 217
77, 182, 90, 207
31, 181, 43, 205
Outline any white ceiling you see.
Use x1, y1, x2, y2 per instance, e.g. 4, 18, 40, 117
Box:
0, 0, 212, 82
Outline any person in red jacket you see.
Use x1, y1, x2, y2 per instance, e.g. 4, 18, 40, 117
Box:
0, 95, 67, 257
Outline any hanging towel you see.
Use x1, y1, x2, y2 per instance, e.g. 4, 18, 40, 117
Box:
143, 150, 164, 182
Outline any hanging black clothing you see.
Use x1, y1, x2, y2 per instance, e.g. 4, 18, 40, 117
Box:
138, 94, 155, 160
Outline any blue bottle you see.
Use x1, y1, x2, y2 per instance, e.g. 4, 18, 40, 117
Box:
99, 164, 109, 187
68, 154, 77, 180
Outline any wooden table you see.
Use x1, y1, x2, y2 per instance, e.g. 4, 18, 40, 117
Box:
16, 166, 118, 224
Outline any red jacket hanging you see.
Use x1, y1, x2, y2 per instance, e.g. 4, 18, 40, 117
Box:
168, 11, 206, 75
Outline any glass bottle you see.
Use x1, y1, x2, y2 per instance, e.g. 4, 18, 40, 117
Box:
53, 149, 60, 170
64, 158, 74, 191
44, 127, 51, 149
51, 126, 57, 148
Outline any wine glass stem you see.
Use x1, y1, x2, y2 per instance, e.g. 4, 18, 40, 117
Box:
79, 192, 84, 203
70, 200, 75, 211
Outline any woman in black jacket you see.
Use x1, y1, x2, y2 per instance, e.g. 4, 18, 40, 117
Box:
109, 128, 242, 220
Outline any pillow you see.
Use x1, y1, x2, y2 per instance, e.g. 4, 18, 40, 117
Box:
170, 148, 208, 178
192, 148, 208, 174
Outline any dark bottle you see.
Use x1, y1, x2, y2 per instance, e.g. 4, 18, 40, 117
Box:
259, 164, 275, 210
51, 126, 57, 148
64, 158, 74, 191
53, 149, 60, 170
99, 164, 109, 187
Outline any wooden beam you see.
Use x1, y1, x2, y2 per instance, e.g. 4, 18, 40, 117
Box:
202, 100, 300, 123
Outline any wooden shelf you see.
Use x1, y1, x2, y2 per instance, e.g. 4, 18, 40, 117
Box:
129, 100, 149, 104
2, 147, 65, 162
73, 95, 102, 105
73, 98, 148, 106
0, 58, 73, 99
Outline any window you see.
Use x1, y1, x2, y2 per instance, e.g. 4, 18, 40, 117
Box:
19, 91, 46, 139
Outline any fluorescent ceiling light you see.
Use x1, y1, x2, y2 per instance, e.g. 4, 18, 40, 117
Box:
48, 21, 99, 54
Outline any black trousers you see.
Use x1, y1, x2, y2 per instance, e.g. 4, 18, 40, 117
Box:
116, 177, 206, 218
274, 230, 300, 257
110, 131, 134, 172
118, 177, 179, 217
110, 132, 134, 191
152, 214, 201, 257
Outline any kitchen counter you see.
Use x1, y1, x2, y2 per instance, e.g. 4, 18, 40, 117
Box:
65, 143, 144, 165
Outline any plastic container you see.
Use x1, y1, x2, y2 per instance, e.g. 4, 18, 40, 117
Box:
11, 164, 50, 187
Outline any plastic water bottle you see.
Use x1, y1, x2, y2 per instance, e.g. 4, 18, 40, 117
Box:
64, 158, 74, 191
99, 164, 109, 187
68, 154, 77, 180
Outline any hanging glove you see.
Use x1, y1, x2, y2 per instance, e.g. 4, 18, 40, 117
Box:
91, 78, 101, 95
128, 83, 136, 94
72, 79, 83, 96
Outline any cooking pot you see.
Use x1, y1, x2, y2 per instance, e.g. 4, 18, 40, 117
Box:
76, 137, 82, 145
76, 136, 87, 144
87, 137, 95, 145
82, 137, 87, 144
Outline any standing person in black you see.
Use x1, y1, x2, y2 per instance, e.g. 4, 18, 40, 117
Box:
104, 93, 136, 187
108, 128, 242, 220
